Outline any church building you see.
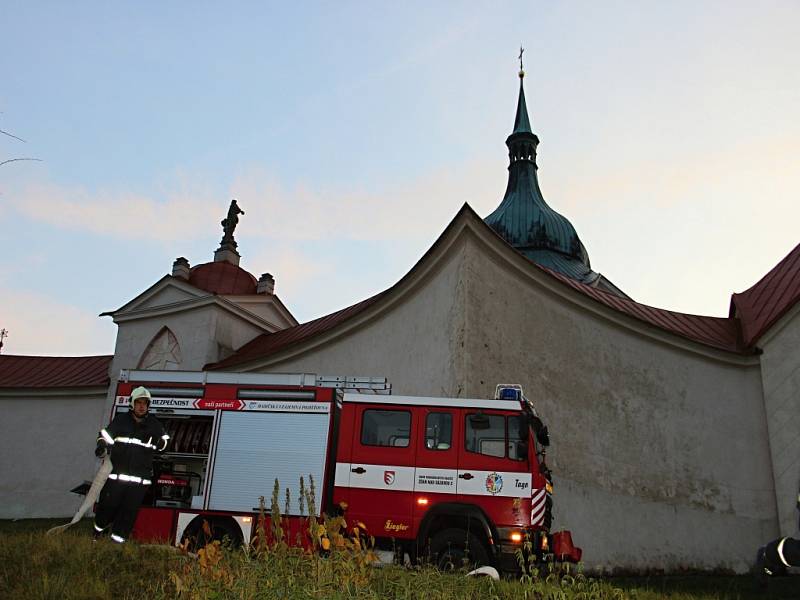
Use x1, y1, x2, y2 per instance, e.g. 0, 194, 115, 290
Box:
2, 67, 798, 573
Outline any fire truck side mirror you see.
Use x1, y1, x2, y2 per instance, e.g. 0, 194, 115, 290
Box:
517, 417, 528, 439
516, 441, 529, 460
531, 415, 550, 447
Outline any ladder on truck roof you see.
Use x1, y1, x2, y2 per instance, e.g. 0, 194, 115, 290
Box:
118, 370, 391, 393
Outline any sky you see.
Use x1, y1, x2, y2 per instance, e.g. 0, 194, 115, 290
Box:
1, 1, 798, 356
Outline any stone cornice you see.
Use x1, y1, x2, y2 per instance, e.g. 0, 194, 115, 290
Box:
101, 275, 203, 317
224, 294, 298, 327
110, 294, 282, 332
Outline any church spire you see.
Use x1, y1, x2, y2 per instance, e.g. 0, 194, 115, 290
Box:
513, 46, 532, 135
484, 51, 628, 297
484, 53, 594, 282
505, 47, 540, 169
512, 77, 533, 135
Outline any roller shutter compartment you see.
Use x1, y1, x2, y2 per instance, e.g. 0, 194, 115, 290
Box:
207, 410, 331, 515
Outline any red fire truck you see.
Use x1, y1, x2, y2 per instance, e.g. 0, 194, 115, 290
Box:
107, 369, 580, 571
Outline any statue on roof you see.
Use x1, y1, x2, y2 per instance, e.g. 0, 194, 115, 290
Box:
220, 199, 245, 246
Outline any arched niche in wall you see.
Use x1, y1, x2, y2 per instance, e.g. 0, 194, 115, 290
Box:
138, 327, 183, 370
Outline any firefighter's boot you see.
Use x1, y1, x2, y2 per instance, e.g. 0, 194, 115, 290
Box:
753, 546, 770, 588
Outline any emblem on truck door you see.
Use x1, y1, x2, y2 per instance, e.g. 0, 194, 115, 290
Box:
384, 471, 395, 485
485, 472, 504, 495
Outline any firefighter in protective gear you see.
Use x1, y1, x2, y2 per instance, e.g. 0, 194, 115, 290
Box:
93, 386, 169, 543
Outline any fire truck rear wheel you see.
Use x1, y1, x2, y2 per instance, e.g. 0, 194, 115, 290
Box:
182, 517, 243, 552
429, 528, 491, 571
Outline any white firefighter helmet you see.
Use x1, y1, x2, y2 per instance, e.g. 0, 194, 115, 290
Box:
130, 386, 152, 407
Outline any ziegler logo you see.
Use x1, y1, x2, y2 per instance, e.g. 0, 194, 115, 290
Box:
384, 519, 409, 532
384, 471, 395, 485
485, 472, 504, 495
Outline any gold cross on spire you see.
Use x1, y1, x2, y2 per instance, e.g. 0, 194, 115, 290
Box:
518, 45, 525, 78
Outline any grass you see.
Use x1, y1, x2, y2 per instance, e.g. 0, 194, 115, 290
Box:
0, 521, 177, 599
0, 519, 797, 599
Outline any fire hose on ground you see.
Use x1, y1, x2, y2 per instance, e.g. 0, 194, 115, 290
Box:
46, 457, 113, 536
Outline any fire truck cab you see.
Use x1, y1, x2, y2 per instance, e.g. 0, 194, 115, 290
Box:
105, 370, 579, 571
335, 388, 558, 571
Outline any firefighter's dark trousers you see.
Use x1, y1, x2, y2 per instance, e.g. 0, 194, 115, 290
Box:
93, 479, 148, 542
764, 536, 800, 571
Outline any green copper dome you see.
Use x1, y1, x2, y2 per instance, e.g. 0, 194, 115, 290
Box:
485, 75, 598, 285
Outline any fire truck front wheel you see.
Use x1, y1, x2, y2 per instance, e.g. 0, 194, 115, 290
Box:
429, 528, 491, 571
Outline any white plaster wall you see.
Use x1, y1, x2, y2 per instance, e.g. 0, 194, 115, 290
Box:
758, 305, 800, 537
237, 230, 775, 571
0, 391, 108, 518
110, 306, 267, 373
212, 309, 278, 363
460, 240, 774, 572
256, 241, 467, 397
110, 308, 216, 379
105, 305, 269, 418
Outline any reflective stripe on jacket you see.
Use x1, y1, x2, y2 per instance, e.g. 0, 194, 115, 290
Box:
97, 412, 167, 479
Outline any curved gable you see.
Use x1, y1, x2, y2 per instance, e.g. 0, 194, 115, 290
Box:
209, 204, 750, 371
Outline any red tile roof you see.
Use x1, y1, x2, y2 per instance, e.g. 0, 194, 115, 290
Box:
730, 243, 800, 347
539, 266, 743, 353
208, 291, 389, 370
188, 261, 258, 295
0, 355, 112, 388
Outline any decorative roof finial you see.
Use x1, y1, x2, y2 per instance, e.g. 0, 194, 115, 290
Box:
220, 199, 245, 247
518, 45, 525, 79
214, 199, 245, 265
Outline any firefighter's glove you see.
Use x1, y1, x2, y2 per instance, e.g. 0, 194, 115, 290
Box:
95, 441, 108, 458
